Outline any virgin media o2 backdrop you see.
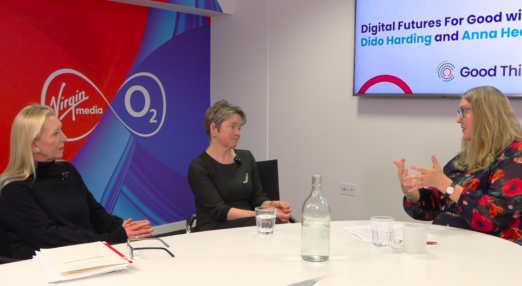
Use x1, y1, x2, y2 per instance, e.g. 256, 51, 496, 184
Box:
0, 0, 222, 225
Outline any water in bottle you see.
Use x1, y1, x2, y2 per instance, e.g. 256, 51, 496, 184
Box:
301, 175, 330, 262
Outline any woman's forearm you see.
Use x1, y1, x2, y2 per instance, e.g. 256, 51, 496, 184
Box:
405, 189, 421, 203
261, 200, 273, 207
226, 208, 255, 221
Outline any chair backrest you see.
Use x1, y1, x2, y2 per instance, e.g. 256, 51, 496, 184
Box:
256, 159, 298, 223
185, 214, 197, 234
256, 160, 280, 201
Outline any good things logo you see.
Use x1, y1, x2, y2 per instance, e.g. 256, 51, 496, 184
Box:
436, 61, 455, 82
41, 69, 166, 141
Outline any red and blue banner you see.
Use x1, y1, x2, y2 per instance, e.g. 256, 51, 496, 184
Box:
0, 0, 220, 225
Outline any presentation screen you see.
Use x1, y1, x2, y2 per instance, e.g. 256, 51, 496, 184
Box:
354, 0, 522, 97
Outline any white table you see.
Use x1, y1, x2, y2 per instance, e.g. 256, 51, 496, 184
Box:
0, 235, 321, 286
178, 220, 522, 285
1, 221, 521, 285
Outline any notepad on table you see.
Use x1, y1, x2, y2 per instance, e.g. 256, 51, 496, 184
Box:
342, 225, 436, 241
33, 241, 132, 284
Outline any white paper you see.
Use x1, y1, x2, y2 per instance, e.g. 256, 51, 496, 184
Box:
342, 225, 436, 241
34, 251, 130, 284
39, 241, 130, 274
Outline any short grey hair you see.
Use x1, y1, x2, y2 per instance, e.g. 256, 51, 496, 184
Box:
203, 100, 246, 140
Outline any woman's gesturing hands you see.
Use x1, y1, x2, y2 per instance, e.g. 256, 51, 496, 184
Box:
394, 155, 452, 203
406, 155, 451, 191
393, 158, 411, 195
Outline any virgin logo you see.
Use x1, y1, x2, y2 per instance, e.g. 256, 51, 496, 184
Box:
48, 83, 103, 121
41, 69, 166, 141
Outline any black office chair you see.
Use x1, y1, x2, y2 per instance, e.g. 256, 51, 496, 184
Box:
256, 160, 280, 201
256, 159, 297, 223
0, 223, 19, 264
185, 214, 197, 234
152, 228, 187, 238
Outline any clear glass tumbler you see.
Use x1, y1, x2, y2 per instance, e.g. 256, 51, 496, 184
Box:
370, 216, 394, 247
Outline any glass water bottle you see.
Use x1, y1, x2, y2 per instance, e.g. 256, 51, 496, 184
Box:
301, 175, 330, 262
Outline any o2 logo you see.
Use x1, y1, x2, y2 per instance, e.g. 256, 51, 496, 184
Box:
125, 86, 157, 123
436, 61, 455, 82
41, 69, 166, 141
117, 72, 166, 137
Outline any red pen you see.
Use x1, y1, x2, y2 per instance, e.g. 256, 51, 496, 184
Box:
399, 240, 438, 245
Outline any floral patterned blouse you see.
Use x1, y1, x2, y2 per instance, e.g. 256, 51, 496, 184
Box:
404, 140, 522, 245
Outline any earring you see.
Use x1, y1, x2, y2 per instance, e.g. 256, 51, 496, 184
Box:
35, 147, 41, 153
213, 133, 216, 138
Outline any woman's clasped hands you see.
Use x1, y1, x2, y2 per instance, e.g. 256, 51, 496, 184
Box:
271, 201, 292, 223
123, 218, 154, 239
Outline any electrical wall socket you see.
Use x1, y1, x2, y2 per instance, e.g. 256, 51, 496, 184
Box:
340, 183, 356, 196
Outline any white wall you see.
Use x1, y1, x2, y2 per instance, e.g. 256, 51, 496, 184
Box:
211, 0, 522, 222
211, 0, 269, 159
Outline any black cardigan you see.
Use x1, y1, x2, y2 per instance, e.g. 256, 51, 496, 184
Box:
0, 161, 127, 259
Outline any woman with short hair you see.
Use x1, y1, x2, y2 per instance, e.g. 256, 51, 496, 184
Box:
0, 105, 153, 259
394, 86, 522, 244
188, 100, 292, 231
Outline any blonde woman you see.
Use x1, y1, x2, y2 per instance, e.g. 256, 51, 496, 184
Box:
0, 105, 153, 259
188, 100, 291, 231
394, 86, 522, 245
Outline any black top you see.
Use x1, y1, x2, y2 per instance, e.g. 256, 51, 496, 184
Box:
187, 149, 269, 231
0, 161, 127, 259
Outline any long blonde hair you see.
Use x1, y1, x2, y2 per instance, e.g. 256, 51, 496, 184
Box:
454, 86, 522, 173
0, 105, 55, 190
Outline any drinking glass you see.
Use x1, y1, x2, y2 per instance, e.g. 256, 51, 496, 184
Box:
370, 216, 394, 247
255, 206, 277, 235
